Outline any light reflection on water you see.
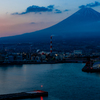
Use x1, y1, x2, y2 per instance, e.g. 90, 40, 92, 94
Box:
0, 63, 100, 100
0, 64, 61, 95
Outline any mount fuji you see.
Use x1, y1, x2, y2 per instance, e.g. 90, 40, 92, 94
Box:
0, 7, 100, 43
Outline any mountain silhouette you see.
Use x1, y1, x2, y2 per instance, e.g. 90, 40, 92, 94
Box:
0, 7, 100, 43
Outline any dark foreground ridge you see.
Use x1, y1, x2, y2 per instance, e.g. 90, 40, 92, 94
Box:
0, 90, 48, 100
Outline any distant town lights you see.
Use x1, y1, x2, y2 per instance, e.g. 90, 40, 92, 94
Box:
55, 54, 58, 56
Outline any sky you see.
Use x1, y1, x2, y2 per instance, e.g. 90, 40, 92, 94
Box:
0, 0, 100, 37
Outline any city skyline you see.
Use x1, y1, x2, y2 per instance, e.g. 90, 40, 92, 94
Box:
0, 0, 100, 37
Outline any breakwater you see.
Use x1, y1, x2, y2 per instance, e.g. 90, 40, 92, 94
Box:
0, 59, 87, 65
0, 90, 48, 100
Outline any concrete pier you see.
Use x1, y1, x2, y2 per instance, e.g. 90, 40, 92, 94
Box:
0, 90, 48, 100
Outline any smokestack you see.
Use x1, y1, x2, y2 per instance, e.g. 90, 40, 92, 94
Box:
50, 36, 52, 54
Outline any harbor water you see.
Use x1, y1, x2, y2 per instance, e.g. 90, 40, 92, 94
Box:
0, 63, 100, 100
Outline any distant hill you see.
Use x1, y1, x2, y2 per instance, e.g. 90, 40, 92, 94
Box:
0, 7, 100, 43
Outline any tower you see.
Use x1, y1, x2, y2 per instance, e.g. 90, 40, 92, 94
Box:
50, 36, 52, 54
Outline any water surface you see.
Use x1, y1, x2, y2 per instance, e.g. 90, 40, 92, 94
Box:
0, 63, 100, 100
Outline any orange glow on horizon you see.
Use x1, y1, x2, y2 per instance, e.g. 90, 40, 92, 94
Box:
0, 21, 56, 37
0, 9, 67, 37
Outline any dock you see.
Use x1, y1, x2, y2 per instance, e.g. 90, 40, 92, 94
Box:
0, 90, 48, 100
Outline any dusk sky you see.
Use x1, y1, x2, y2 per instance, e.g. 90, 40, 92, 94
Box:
0, 0, 100, 37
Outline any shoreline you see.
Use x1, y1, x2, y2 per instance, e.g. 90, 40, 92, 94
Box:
0, 60, 87, 66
